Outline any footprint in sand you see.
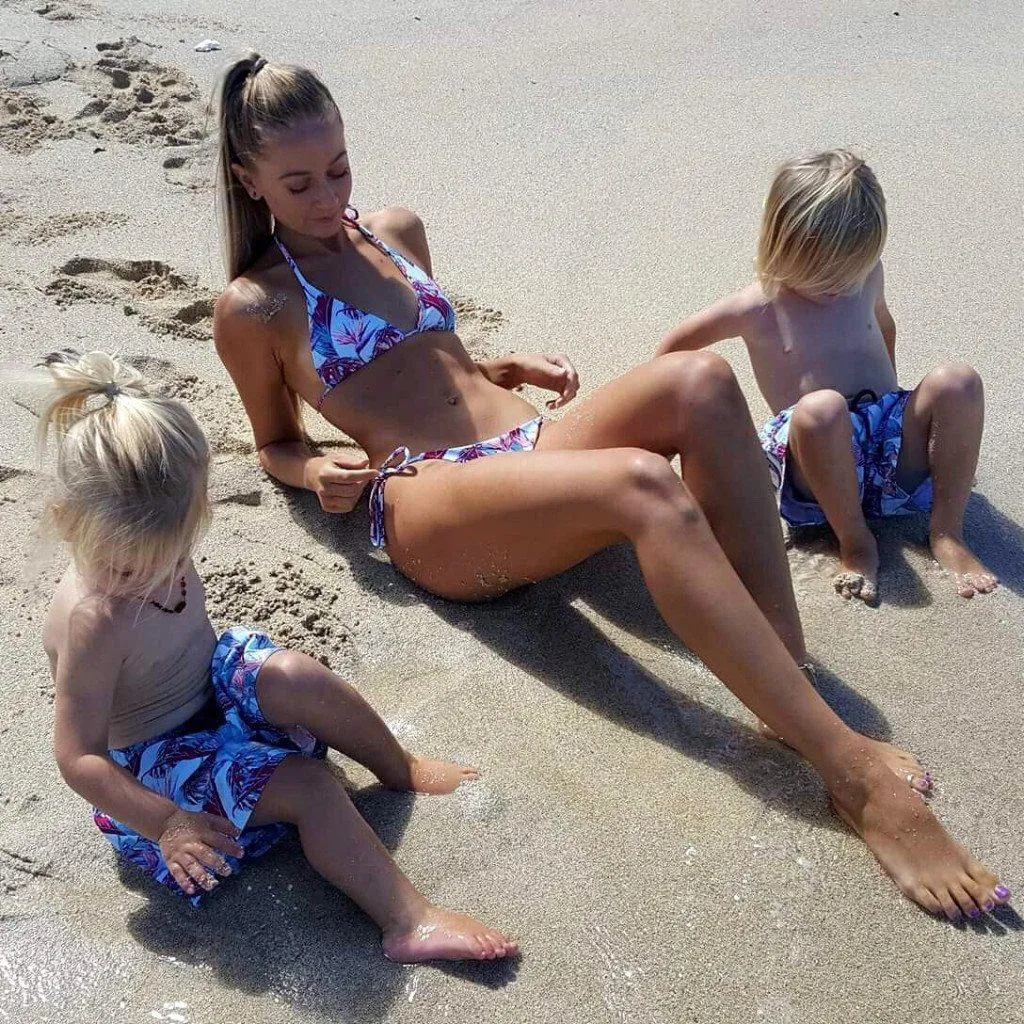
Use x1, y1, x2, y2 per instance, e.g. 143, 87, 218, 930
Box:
29, 0, 95, 20
200, 558, 357, 672
44, 257, 215, 342
0, 87, 71, 153
161, 138, 216, 191
68, 39, 206, 150
0, 37, 210, 190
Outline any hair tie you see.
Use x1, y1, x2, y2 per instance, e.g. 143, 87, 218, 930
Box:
102, 382, 121, 400
251, 57, 267, 76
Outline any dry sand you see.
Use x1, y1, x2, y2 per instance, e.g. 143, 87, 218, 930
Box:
1, 2, 1022, 1022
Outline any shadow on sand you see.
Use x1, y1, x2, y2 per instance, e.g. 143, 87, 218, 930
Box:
786, 491, 1024, 605
282, 486, 891, 835
123, 785, 517, 1022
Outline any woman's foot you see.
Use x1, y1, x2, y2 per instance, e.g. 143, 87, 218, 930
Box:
387, 754, 480, 795
829, 755, 1010, 920
759, 719, 932, 795
930, 532, 998, 598
382, 906, 519, 963
833, 532, 880, 603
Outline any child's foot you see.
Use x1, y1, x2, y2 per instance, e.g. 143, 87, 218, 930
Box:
395, 755, 480, 795
930, 532, 998, 598
828, 755, 1010, 920
382, 906, 519, 963
833, 533, 880, 603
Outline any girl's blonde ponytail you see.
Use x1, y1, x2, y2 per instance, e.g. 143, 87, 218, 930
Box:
34, 351, 211, 598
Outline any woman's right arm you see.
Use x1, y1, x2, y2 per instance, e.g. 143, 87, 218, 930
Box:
214, 285, 376, 512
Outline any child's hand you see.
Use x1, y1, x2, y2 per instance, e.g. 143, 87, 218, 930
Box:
158, 810, 245, 896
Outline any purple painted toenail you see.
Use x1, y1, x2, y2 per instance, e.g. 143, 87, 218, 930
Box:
995, 885, 1011, 900
983, 901, 995, 912
967, 907, 980, 918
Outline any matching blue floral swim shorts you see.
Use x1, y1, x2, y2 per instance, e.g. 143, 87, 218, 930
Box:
759, 388, 934, 528
94, 627, 326, 904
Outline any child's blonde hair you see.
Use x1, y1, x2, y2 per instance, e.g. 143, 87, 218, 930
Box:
217, 53, 340, 280
756, 150, 886, 299
35, 351, 211, 598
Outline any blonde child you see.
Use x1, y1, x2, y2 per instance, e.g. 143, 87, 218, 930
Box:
38, 350, 517, 963
657, 150, 998, 604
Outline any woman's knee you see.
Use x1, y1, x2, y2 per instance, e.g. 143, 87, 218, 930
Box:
921, 363, 983, 406
790, 390, 849, 436
612, 449, 702, 531
664, 350, 744, 410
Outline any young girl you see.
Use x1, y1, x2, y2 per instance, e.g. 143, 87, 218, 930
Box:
38, 350, 517, 963
657, 149, 998, 604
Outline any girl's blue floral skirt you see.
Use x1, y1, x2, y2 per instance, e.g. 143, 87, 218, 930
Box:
94, 627, 326, 905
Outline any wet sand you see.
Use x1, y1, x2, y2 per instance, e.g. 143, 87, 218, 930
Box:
1, 2, 1022, 1022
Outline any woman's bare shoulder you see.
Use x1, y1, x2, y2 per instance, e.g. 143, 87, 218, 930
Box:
362, 206, 431, 269
216, 253, 304, 327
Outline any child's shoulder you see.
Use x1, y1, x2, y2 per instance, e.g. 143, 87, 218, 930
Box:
45, 570, 128, 657
728, 282, 774, 333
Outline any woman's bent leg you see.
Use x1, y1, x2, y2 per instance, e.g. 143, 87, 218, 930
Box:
537, 352, 806, 661
384, 447, 1008, 918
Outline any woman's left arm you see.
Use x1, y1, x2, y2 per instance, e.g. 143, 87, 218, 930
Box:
477, 352, 580, 409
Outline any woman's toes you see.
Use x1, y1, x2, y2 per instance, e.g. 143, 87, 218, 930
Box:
951, 884, 982, 919
913, 886, 943, 915
936, 889, 962, 921
962, 873, 995, 912
994, 884, 1012, 904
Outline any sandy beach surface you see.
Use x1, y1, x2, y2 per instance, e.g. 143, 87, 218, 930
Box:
1, 1, 1022, 1022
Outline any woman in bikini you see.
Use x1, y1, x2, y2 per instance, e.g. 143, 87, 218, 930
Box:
212, 55, 1010, 922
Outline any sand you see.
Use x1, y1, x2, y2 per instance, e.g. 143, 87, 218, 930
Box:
1, 1, 1022, 1022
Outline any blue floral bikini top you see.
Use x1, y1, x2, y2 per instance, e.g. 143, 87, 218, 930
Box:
275, 216, 456, 410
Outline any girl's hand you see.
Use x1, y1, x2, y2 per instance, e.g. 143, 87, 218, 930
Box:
158, 810, 245, 896
512, 352, 580, 409
303, 454, 378, 513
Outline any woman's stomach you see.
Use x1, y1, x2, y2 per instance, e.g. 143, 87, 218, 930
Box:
318, 334, 541, 463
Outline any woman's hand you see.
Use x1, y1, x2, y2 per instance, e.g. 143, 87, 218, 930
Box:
487, 352, 580, 409
158, 810, 246, 896
303, 454, 378, 513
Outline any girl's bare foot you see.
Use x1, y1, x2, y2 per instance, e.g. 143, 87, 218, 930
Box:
930, 532, 998, 598
389, 755, 480, 795
829, 755, 1010, 920
833, 532, 880, 603
382, 906, 519, 963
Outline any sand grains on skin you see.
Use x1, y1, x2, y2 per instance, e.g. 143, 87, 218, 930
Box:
829, 753, 1010, 922
383, 907, 518, 964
